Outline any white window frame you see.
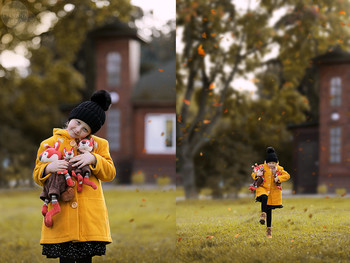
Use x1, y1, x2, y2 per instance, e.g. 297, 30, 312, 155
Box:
330, 77, 341, 106
144, 114, 176, 154
330, 127, 341, 163
106, 52, 121, 87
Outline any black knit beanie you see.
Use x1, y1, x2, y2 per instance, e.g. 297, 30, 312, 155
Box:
68, 90, 112, 134
266, 147, 278, 163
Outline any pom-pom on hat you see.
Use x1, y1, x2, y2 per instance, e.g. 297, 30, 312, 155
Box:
68, 90, 112, 134
266, 147, 278, 163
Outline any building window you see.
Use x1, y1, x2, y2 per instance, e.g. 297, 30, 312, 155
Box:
107, 109, 121, 151
144, 114, 176, 154
330, 127, 341, 163
106, 52, 121, 87
330, 77, 341, 106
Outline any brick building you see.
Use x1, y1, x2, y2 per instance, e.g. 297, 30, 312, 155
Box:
291, 47, 350, 193
78, 21, 176, 184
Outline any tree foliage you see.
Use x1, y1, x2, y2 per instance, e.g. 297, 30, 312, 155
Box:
176, 0, 350, 198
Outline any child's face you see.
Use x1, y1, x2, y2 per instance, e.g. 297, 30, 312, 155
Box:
267, 162, 277, 170
67, 119, 91, 140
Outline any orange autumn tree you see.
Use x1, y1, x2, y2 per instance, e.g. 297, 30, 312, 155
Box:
176, 0, 350, 199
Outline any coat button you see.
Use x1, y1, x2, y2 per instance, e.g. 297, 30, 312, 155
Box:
71, 180, 76, 187
70, 140, 76, 147
71, 202, 78, 209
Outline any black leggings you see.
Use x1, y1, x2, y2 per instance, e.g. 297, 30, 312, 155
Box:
260, 194, 272, 227
59, 257, 92, 263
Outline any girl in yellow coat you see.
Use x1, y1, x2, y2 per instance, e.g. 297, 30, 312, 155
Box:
33, 90, 116, 263
251, 147, 290, 238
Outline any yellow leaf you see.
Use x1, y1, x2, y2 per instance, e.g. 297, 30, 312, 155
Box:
202, 32, 207, 38
203, 120, 211, 124
209, 83, 215, 89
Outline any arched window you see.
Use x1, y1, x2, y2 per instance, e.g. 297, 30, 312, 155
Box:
330, 77, 341, 106
106, 52, 121, 87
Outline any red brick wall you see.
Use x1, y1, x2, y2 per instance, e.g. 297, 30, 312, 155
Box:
95, 38, 134, 162
318, 63, 350, 191
133, 106, 176, 182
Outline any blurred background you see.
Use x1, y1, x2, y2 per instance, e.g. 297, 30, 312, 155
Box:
176, 0, 350, 199
0, 0, 176, 188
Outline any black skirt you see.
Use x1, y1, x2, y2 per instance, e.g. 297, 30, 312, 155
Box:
255, 195, 283, 209
42, 241, 107, 259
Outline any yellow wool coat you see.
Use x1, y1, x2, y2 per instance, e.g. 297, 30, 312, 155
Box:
33, 129, 116, 244
251, 162, 290, 206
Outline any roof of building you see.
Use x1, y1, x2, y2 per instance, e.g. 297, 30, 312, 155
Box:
131, 58, 176, 105
88, 19, 146, 42
313, 46, 350, 64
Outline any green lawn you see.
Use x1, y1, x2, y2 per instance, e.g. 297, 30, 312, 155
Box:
177, 196, 350, 263
0, 187, 176, 263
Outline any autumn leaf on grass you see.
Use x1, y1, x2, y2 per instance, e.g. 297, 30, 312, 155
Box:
339, 10, 346, 15
211, 9, 216, 15
203, 120, 211, 124
309, 213, 313, 219
178, 238, 182, 242
198, 44, 206, 56
129, 218, 134, 223
206, 236, 214, 239
142, 198, 146, 202
235, 234, 239, 238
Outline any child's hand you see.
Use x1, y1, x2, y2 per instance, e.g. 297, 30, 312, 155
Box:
45, 160, 69, 174
274, 176, 279, 182
70, 152, 97, 169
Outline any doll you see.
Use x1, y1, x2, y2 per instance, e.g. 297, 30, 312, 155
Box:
248, 163, 265, 193
39, 140, 74, 227
75, 138, 97, 192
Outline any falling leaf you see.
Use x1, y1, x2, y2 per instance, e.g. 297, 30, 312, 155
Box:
235, 234, 239, 237
129, 218, 134, 223
250, 78, 260, 83
340, 22, 345, 27
198, 44, 206, 56
326, 196, 329, 199
323, 226, 327, 229
339, 10, 346, 15
183, 99, 190, 105
309, 213, 313, 219
161, 132, 164, 136
228, 208, 231, 211
341, 193, 346, 197
258, 117, 262, 121
158, 68, 164, 72
209, 83, 215, 89
224, 109, 228, 113
291, 206, 295, 210
200, 152, 203, 156
211, 33, 217, 37
177, 115, 182, 123
211, 9, 216, 15
142, 198, 146, 202
212, 102, 222, 107
206, 236, 214, 239
203, 120, 211, 124
142, 148, 146, 153
202, 32, 207, 38
153, 174, 158, 178
291, 240, 294, 242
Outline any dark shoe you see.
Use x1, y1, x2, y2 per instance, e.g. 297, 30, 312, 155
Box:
259, 212, 266, 225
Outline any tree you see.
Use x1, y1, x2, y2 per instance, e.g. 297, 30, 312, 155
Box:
176, 0, 350, 199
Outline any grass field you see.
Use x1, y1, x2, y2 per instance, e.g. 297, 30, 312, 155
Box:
176, 196, 350, 263
0, 187, 176, 263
